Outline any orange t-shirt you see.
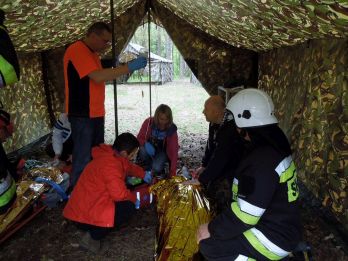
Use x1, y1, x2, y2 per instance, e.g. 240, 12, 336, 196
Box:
64, 41, 105, 118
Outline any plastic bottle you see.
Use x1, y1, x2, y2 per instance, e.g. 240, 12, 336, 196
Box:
181, 166, 191, 179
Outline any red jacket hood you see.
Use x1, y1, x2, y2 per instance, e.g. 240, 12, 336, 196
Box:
91, 144, 115, 159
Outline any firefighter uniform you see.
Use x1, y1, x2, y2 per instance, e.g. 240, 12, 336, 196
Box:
198, 88, 301, 260
201, 146, 301, 260
0, 23, 20, 88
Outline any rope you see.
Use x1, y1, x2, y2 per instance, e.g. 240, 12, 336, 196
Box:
147, 3, 152, 118
110, 0, 119, 137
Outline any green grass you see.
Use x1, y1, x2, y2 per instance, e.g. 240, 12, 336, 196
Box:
104, 79, 209, 144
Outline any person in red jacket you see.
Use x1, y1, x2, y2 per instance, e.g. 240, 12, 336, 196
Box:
137, 104, 179, 177
63, 133, 152, 253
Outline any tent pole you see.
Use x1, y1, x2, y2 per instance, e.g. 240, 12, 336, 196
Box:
147, 2, 152, 117
110, 0, 118, 137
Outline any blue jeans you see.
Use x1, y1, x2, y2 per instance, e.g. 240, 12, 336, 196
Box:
69, 116, 104, 187
138, 146, 168, 175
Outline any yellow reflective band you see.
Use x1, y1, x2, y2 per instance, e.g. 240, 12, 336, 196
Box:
287, 174, 299, 202
231, 202, 260, 225
0, 178, 16, 207
243, 230, 284, 260
0, 55, 19, 86
278, 161, 299, 202
279, 161, 296, 183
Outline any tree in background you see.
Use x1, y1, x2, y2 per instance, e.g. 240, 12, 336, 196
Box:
131, 22, 191, 80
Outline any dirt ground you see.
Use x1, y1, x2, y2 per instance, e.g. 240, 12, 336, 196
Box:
0, 80, 347, 260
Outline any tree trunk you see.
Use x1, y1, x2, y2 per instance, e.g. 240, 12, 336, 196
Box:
157, 27, 162, 56
165, 32, 172, 60
179, 55, 185, 78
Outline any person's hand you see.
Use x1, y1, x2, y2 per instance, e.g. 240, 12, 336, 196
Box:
144, 142, 155, 157
135, 199, 141, 209
197, 223, 210, 243
128, 57, 147, 73
143, 171, 152, 184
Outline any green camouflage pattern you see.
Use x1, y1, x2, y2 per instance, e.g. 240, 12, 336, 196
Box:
1, 0, 142, 52
259, 38, 348, 230
44, 47, 66, 115
152, 2, 257, 94
156, 0, 348, 51
0, 53, 51, 152
0, 0, 147, 152
1, 0, 348, 52
43, 0, 147, 117
0, 0, 347, 228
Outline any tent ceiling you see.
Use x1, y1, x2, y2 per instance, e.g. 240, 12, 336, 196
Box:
157, 0, 348, 51
2, 0, 348, 52
2, 0, 141, 52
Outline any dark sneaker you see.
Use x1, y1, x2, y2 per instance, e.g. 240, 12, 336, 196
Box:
79, 232, 100, 254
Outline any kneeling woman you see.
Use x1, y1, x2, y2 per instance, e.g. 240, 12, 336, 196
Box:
197, 89, 301, 260
137, 104, 179, 177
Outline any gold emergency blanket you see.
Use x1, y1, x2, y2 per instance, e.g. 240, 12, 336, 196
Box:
150, 176, 211, 261
0, 180, 44, 234
0, 167, 63, 234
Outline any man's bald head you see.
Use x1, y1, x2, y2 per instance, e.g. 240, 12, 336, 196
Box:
205, 95, 225, 110
203, 95, 226, 124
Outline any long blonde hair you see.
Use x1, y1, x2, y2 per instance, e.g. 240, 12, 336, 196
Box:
153, 104, 173, 129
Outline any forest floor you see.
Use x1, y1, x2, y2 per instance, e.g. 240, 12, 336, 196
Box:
0, 79, 347, 260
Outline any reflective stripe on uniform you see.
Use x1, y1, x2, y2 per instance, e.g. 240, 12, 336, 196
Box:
231, 198, 265, 225
279, 161, 296, 183
234, 254, 256, 261
244, 228, 289, 260
0, 175, 16, 207
275, 156, 292, 179
0, 55, 18, 86
238, 198, 265, 216
275, 156, 299, 202
0, 172, 13, 194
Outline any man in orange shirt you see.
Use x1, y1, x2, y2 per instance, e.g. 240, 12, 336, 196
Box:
64, 22, 147, 187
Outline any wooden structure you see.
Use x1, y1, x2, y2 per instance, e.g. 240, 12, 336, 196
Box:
119, 43, 173, 84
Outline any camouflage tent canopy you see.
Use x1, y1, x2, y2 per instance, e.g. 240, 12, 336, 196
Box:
1, 0, 348, 52
0, 0, 347, 232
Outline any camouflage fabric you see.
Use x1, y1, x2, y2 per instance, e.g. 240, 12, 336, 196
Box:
156, 0, 348, 51
0, 53, 51, 152
259, 38, 348, 230
43, 47, 66, 116
152, 2, 257, 94
0, 0, 347, 229
43, 0, 147, 119
2, 0, 142, 52
1, 0, 347, 52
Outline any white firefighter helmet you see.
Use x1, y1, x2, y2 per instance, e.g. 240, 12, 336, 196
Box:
226, 88, 278, 128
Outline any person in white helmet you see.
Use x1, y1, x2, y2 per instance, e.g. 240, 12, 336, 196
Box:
197, 88, 301, 260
